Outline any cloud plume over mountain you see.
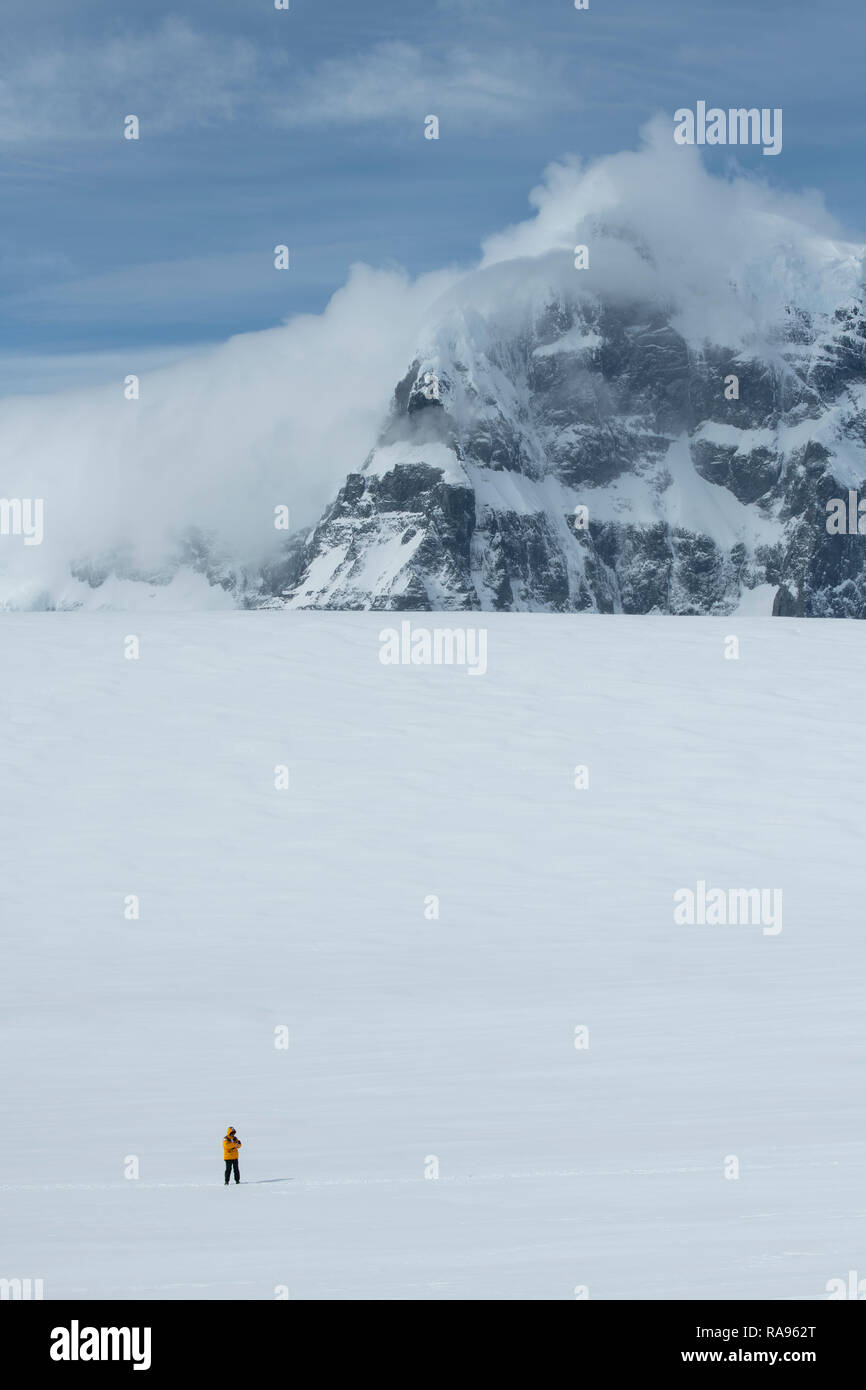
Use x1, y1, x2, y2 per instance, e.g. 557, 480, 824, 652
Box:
2, 121, 864, 612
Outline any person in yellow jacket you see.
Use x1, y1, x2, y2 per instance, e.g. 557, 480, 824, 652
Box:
223, 1126, 242, 1185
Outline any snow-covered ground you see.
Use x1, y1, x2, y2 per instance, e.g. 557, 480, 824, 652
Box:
2, 612, 865, 1301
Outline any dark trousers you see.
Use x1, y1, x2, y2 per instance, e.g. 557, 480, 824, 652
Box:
224, 1158, 240, 1185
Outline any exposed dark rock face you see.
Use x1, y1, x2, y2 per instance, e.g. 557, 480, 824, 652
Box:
38, 247, 866, 616
277, 281, 866, 616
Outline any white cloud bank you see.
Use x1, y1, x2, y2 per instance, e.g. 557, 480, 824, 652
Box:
0, 121, 863, 608
0, 263, 457, 606
479, 119, 863, 345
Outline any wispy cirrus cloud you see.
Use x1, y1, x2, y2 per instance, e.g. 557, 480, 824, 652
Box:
0, 19, 272, 142
270, 39, 573, 128
0, 22, 573, 144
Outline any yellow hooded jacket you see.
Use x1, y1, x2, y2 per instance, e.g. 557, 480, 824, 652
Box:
223, 1128, 242, 1160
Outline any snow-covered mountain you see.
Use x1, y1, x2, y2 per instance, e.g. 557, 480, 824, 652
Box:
4, 130, 866, 615
277, 246, 866, 616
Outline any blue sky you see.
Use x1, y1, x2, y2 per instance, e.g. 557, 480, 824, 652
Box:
1, 0, 863, 391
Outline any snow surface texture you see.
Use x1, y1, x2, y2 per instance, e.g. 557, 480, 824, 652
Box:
3, 612, 865, 1300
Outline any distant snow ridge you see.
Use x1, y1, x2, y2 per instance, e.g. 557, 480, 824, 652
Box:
278, 243, 866, 616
